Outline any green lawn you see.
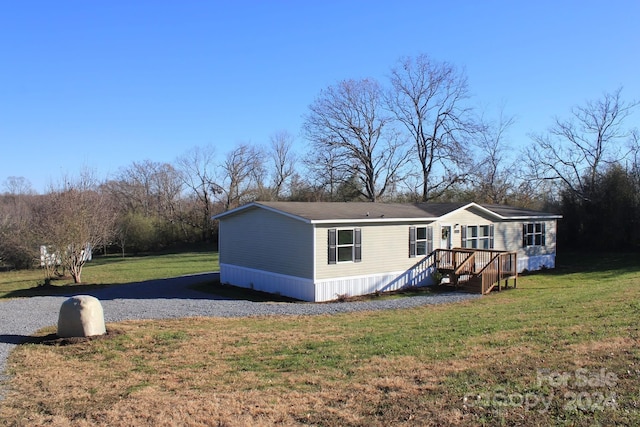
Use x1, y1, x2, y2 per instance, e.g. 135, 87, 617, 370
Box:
0, 250, 219, 299
1, 251, 639, 426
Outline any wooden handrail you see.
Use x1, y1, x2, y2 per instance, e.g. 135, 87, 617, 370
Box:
454, 252, 475, 275
476, 252, 517, 294
434, 248, 517, 294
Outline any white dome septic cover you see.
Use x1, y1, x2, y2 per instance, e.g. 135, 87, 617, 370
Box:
57, 295, 106, 338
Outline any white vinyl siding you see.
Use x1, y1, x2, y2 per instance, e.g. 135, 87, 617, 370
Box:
219, 264, 316, 301
315, 223, 430, 280
493, 220, 556, 259
432, 207, 495, 248
409, 226, 433, 257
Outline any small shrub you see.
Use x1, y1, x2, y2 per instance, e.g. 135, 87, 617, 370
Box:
334, 293, 349, 302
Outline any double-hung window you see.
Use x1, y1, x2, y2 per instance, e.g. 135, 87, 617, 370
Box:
461, 225, 494, 249
328, 228, 361, 264
409, 226, 433, 257
523, 223, 545, 247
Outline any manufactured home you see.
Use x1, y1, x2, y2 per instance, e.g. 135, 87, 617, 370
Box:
213, 202, 561, 302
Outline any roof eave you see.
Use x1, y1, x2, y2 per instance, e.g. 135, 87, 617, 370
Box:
213, 202, 313, 223
212, 203, 253, 220
310, 217, 439, 224
504, 215, 563, 220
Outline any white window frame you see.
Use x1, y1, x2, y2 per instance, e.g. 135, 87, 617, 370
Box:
462, 225, 494, 249
523, 222, 546, 247
416, 226, 431, 256
409, 226, 433, 257
337, 229, 355, 262
328, 228, 362, 264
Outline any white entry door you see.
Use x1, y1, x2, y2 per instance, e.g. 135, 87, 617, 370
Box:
440, 225, 452, 249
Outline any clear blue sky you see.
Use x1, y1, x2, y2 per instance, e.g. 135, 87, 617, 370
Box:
1, 0, 638, 193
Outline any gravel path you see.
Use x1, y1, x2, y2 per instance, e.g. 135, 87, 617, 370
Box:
0, 272, 481, 400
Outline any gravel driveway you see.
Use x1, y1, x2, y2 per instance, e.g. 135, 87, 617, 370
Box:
0, 272, 481, 400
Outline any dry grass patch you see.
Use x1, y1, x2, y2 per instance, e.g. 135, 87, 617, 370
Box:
2, 253, 640, 425
2, 313, 638, 426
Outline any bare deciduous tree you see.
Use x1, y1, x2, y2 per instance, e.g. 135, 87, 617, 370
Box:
176, 146, 218, 241
301, 146, 347, 201
105, 160, 186, 251
268, 131, 296, 200
471, 111, 516, 204
527, 88, 639, 201
304, 78, 409, 202
0, 191, 38, 269
2, 176, 34, 195
287, 172, 327, 202
35, 172, 117, 283
106, 160, 183, 218
0, 177, 37, 269
388, 54, 478, 201
630, 129, 640, 170
214, 143, 264, 210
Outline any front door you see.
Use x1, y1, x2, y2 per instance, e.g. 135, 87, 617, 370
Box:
440, 225, 452, 249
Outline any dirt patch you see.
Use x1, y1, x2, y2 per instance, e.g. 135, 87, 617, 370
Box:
326, 284, 456, 302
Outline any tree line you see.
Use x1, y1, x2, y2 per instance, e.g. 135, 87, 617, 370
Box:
1, 54, 639, 278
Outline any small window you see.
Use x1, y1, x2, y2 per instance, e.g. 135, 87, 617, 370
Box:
409, 226, 433, 257
523, 223, 546, 247
328, 228, 361, 264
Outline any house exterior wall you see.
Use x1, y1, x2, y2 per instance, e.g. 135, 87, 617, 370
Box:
431, 207, 495, 248
493, 219, 557, 271
312, 222, 437, 301
433, 205, 558, 271
312, 208, 504, 282
312, 209, 559, 297
218, 207, 314, 278
218, 203, 559, 302
314, 222, 429, 280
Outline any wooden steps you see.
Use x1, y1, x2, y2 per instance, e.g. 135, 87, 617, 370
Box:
432, 248, 518, 295
457, 276, 483, 294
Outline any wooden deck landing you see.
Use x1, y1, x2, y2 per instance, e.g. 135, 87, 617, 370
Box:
433, 248, 517, 294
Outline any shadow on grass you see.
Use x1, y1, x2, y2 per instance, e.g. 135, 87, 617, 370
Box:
329, 284, 469, 303
0, 329, 125, 346
95, 243, 215, 260
87, 250, 217, 268
520, 251, 640, 277
190, 281, 301, 303
2, 282, 112, 299
1, 273, 301, 303
1, 276, 452, 304
0, 273, 129, 299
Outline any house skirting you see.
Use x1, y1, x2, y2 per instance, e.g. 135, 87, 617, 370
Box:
517, 254, 556, 272
314, 268, 435, 302
219, 263, 436, 302
219, 263, 316, 301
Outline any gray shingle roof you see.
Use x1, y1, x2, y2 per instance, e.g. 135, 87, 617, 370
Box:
257, 201, 466, 220
479, 204, 561, 218
215, 201, 561, 222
